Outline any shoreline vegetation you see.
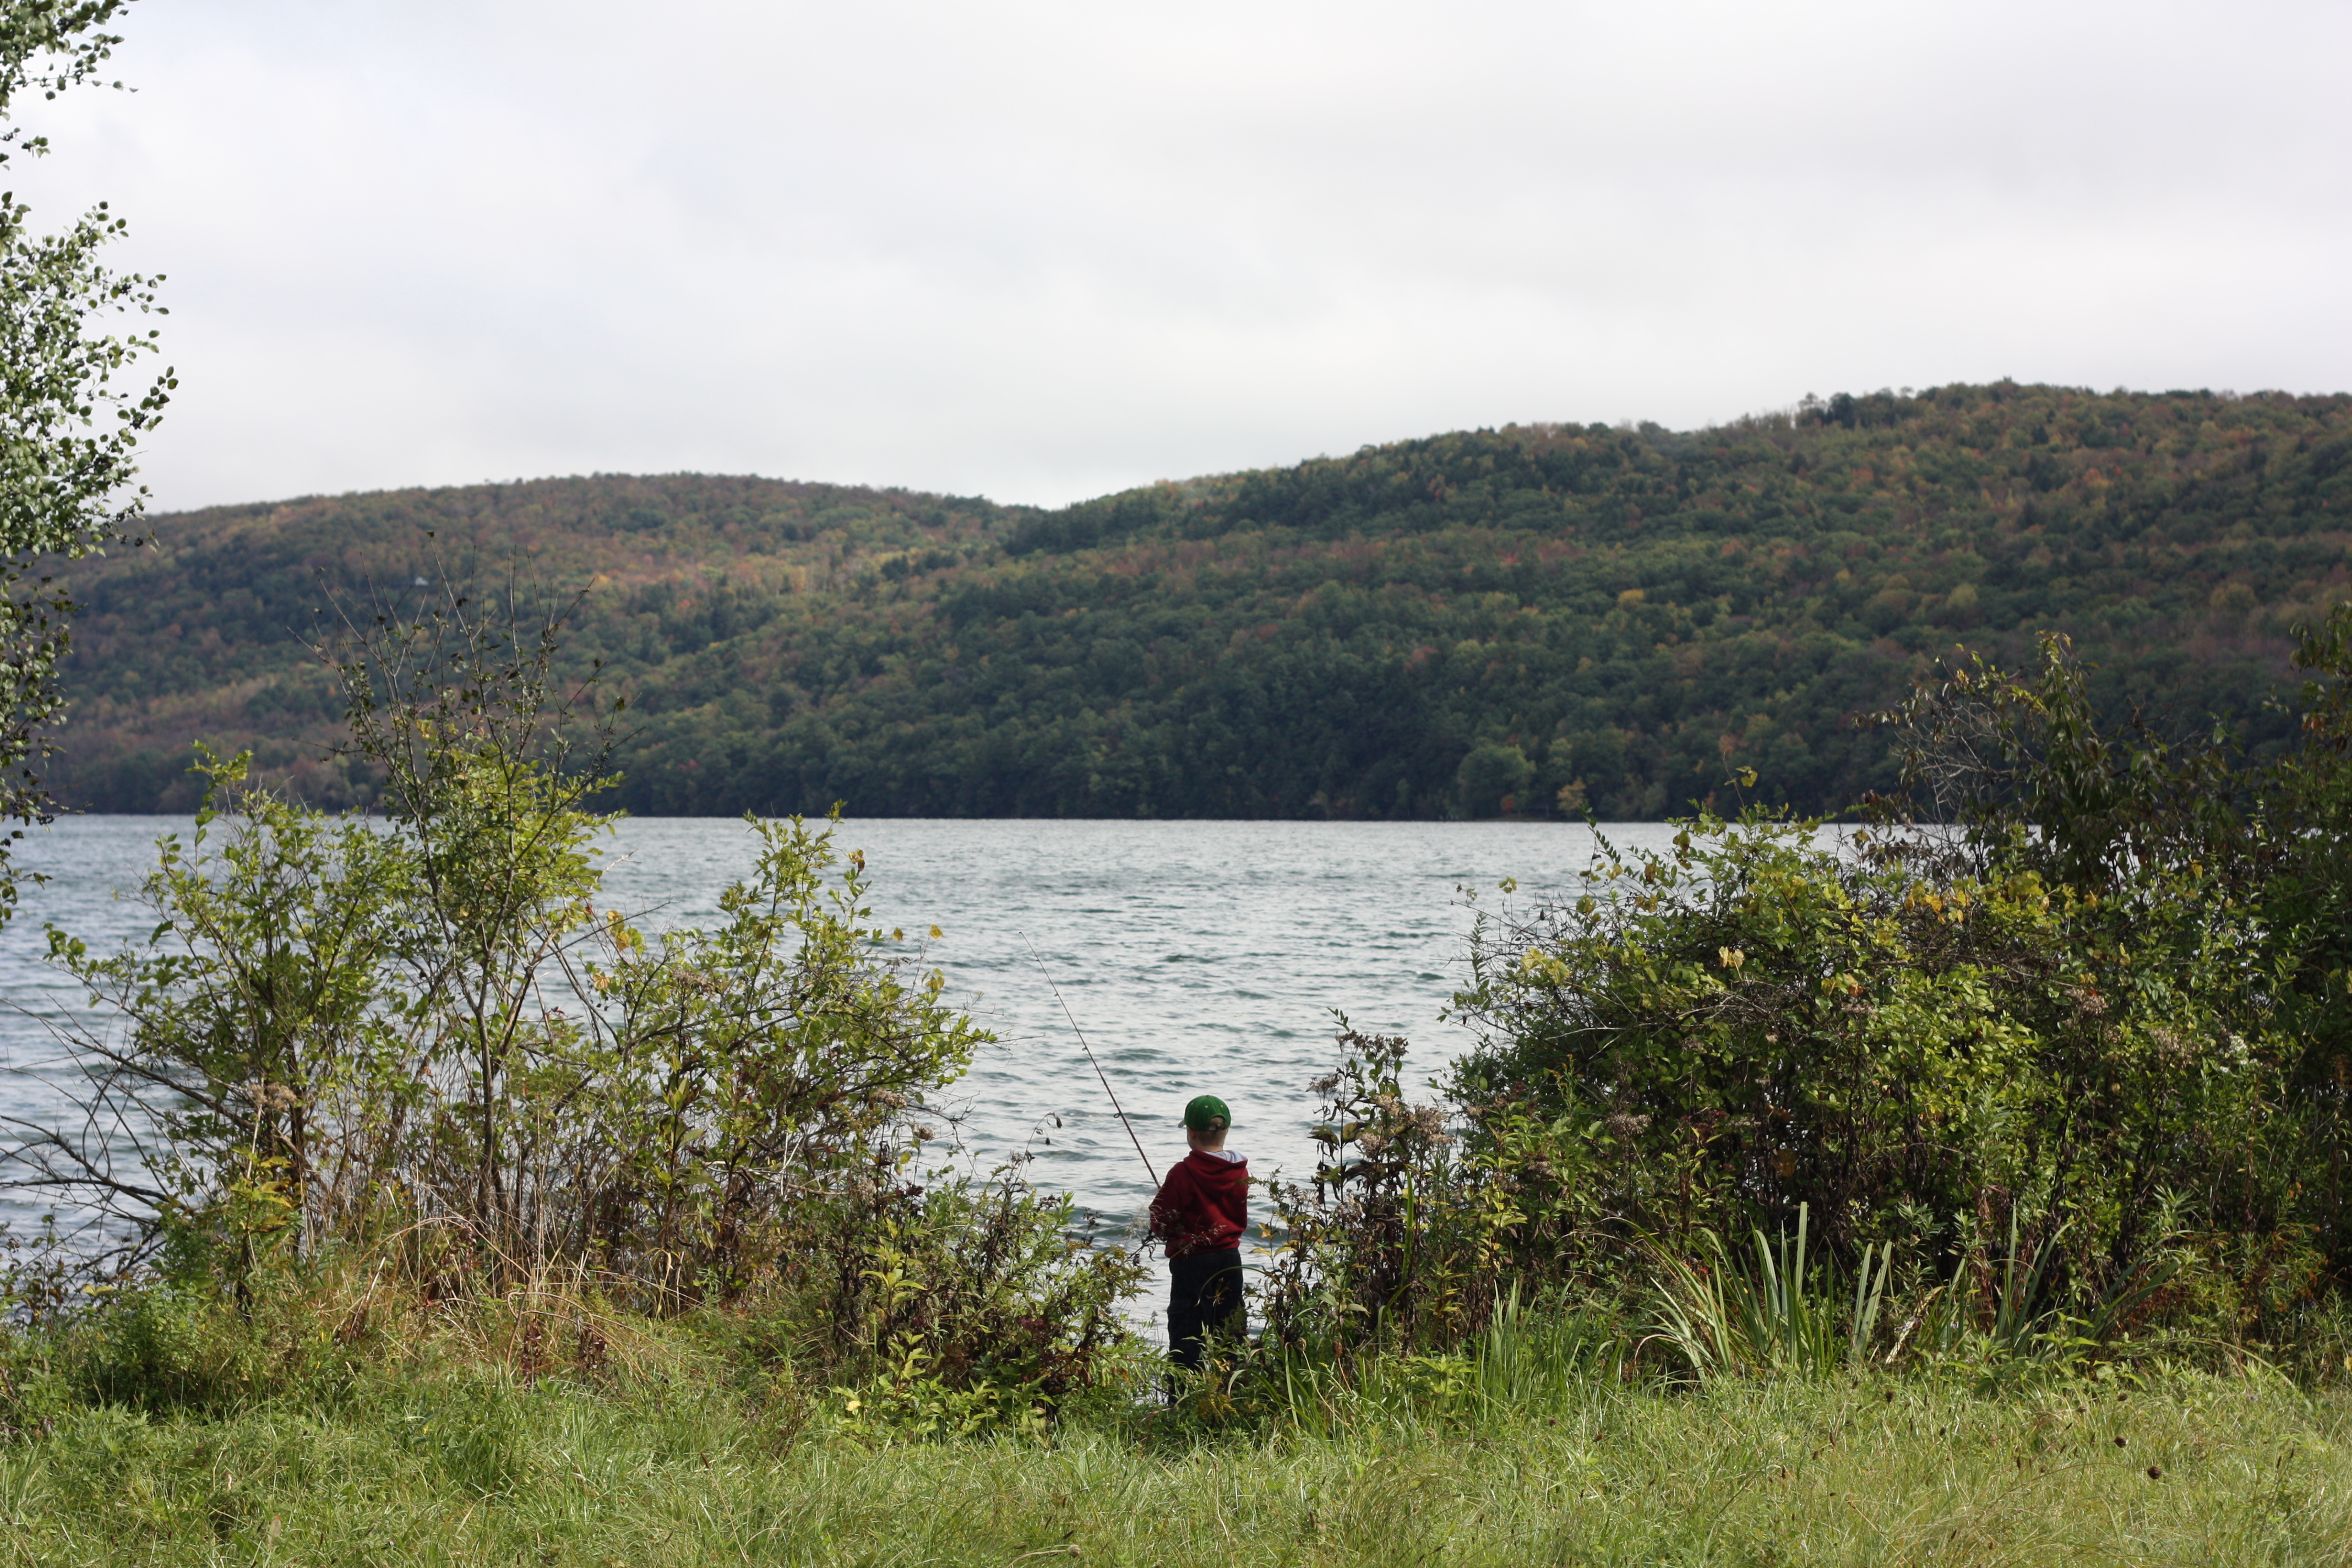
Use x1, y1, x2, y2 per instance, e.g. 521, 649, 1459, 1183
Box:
2, 570, 2350, 1562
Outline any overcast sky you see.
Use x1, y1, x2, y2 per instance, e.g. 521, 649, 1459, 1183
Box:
18, 0, 2352, 513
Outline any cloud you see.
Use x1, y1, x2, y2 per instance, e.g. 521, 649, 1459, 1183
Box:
15, 0, 2350, 510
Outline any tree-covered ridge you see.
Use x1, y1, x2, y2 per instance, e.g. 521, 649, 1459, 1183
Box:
53, 472, 1023, 809
53, 382, 2352, 818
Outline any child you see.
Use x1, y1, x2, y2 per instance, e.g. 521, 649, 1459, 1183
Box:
1148, 1093, 1248, 1373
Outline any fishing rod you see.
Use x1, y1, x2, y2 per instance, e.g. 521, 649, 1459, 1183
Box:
1020, 930, 1157, 1186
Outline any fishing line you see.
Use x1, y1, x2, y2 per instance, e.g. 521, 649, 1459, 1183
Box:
1021, 929, 1158, 1186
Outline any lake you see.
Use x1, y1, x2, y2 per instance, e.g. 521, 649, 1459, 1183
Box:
1, 816, 1680, 1311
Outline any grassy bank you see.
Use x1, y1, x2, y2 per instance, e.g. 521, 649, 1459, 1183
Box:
3, 1333, 2346, 1566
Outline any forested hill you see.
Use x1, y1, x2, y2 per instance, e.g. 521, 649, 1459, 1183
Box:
51, 383, 2352, 820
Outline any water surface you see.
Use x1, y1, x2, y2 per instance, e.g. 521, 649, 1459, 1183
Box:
1, 816, 1679, 1299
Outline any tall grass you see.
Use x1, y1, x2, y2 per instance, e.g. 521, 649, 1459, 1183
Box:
2, 1323, 2345, 1566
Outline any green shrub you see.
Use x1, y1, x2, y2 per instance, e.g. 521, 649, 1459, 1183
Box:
1440, 613, 2352, 1338
1450, 807, 2307, 1306
1257, 1028, 1595, 1354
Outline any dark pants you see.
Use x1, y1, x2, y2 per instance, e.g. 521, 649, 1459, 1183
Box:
1167, 1247, 1245, 1373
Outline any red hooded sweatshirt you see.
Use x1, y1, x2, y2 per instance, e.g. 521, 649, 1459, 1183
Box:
1150, 1149, 1249, 1258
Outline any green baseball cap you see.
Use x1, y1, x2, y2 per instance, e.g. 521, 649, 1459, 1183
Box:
1183, 1095, 1231, 1131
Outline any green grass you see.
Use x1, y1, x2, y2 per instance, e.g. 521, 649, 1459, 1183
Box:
4, 1355, 2346, 1566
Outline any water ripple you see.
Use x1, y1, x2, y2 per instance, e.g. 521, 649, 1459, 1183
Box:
1, 816, 1679, 1255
